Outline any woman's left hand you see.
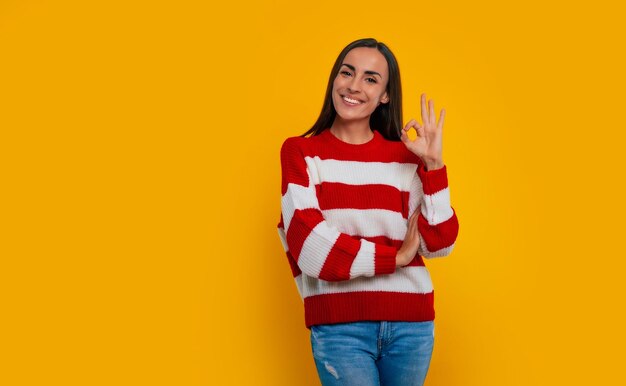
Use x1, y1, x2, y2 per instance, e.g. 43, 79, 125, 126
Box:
400, 93, 445, 170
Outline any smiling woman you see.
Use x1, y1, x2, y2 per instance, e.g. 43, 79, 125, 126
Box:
302, 39, 403, 144
277, 38, 459, 386
330, 48, 390, 131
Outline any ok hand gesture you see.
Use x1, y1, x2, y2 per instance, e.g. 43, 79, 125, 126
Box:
400, 93, 445, 171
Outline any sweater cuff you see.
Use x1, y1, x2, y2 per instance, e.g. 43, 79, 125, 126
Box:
374, 244, 397, 275
417, 164, 449, 195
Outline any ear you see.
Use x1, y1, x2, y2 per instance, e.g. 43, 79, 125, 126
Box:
380, 92, 390, 104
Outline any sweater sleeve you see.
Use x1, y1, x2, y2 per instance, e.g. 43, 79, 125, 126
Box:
408, 163, 459, 258
277, 137, 397, 282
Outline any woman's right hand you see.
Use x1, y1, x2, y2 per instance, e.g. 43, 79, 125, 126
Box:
396, 207, 421, 267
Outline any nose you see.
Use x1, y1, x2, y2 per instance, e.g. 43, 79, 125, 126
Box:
347, 76, 361, 93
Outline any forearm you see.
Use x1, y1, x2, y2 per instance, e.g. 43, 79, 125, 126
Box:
410, 163, 459, 257
280, 208, 398, 281
280, 138, 399, 281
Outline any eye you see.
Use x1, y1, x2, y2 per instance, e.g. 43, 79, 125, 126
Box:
340, 70, 352, 77
366, 77, 378, 84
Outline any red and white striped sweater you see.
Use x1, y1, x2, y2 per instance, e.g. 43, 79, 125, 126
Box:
277, 128, 459, 329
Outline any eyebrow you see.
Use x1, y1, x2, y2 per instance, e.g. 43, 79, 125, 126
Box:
341, 63, 382, 78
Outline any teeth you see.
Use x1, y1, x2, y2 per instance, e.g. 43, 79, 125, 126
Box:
343, 96, 362, 104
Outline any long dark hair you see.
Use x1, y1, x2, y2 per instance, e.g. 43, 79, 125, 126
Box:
301, 38, 403, 141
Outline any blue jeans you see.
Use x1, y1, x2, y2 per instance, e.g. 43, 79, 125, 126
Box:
310, 320, 435, 386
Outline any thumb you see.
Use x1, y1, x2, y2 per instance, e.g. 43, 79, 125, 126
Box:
400, 129, 410, 144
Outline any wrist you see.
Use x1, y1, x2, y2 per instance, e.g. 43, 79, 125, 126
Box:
424, 159, 444, 171
395, 250, 406, 267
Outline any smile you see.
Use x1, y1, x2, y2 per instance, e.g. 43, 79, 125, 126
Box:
342, 95, 364, 105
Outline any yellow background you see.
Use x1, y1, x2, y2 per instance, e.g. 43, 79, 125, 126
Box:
1, 0, 625, 385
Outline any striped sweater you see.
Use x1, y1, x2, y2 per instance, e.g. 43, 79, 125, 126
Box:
277, 128, 459, 329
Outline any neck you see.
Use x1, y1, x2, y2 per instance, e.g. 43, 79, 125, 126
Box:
329, 117, 373, 144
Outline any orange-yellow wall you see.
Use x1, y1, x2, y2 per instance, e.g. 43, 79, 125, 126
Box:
1, 1, 625, 385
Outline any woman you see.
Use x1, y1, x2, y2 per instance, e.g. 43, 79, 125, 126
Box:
277, 38, 459, 386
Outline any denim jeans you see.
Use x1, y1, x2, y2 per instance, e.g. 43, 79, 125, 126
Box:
310, 320, 435, 386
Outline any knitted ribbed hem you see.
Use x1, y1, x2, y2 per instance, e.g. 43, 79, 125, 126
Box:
417, 164, 448, 195
375, 244, 397, 275
304, 291, 435, 329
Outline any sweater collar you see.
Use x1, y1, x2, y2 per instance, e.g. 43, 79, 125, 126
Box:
321, 128, 384, 151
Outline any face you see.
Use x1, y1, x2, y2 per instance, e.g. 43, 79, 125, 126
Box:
332, 47, 390, 123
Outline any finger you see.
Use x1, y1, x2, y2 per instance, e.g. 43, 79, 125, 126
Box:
408, 213, 417, 234
411, 205, 421, 220
404, 119, 417, 132
416, 125, 425, 138
438, 108, 446, 131
412, 213, 419, 228
420, 93, 428, 126
409, 220, 417, 238
400, 130, 409, 143
409, 207, 420, 231
412, 121, 423, 132
429, 99, 435, 127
